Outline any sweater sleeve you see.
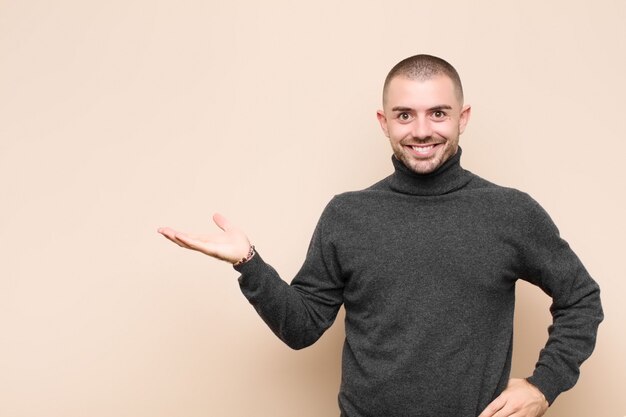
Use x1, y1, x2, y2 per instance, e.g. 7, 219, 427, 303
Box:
234, 200, 344, 350
516, 195, 603, 405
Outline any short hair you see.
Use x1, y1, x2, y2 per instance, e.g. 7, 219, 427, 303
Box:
383, 54, 464, 105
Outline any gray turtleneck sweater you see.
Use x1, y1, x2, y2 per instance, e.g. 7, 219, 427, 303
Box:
234, 148, 603, 417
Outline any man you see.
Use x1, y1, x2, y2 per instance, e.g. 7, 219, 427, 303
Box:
158, 55, 603, 417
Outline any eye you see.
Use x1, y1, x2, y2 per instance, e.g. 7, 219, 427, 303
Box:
432, 110, 446, 119
398, 112, 411, 121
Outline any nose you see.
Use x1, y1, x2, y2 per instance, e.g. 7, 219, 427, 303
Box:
411, 117, 433, 140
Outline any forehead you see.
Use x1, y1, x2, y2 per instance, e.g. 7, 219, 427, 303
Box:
384, 75, 460, 109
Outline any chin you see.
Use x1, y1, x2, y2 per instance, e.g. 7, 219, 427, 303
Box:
411, 164, 439, 175
404, 158, 440, 175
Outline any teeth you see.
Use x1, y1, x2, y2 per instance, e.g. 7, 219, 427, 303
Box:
411, 145, 435, 152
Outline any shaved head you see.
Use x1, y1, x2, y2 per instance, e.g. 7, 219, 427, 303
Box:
383, 54, 464, 105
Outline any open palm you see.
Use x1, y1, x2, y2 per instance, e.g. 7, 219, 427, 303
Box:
158, 213, 251, 264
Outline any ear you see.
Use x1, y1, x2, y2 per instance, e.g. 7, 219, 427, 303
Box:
376, 110, 390, 138
458, 104, 471, 134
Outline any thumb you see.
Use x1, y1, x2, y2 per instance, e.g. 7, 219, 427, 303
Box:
212, 212, 234, 232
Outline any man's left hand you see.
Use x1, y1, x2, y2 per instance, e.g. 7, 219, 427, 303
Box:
478, 378, 549, 417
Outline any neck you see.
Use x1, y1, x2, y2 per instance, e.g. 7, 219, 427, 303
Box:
388, 147, 473, 196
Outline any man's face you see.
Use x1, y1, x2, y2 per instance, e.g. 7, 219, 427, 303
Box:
377, 75, 471, 174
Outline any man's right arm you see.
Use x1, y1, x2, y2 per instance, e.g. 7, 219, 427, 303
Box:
158, 205, 345, 350
234, 205, 345, 349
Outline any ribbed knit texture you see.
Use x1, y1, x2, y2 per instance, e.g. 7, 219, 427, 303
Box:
235, 148, 603, 417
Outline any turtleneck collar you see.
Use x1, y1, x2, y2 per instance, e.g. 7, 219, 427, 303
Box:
388, 146, 473, 196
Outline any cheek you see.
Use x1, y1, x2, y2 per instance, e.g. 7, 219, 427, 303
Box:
388, 124, 410, 141
433, 122, 458, 139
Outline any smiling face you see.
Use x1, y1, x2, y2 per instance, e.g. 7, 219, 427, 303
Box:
377, 75, 471, 174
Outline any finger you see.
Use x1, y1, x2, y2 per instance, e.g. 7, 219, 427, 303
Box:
164, 234, 190, 249
173, 232, 198, 248
478, 396, 506, 417
157, 227, 196, 249
175, 232, 215, 252
212, 212, 233, 232
175, 233, 227, 259
491, 404, 517, 417
158, 227, 182, 244
178, 231, 212, 241
161, 231, 193, 249
157, 226, 170, 235
159, 226, 205, 240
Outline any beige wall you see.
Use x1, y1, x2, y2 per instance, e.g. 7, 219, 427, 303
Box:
1, 1, 624, 416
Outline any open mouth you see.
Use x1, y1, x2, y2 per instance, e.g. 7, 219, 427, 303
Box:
405, 143, 441, 157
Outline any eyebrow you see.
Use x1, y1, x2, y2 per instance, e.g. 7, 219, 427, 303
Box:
391, 105, 453, 112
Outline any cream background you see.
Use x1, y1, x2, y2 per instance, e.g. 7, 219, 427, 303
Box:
1, 1, 624, 416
